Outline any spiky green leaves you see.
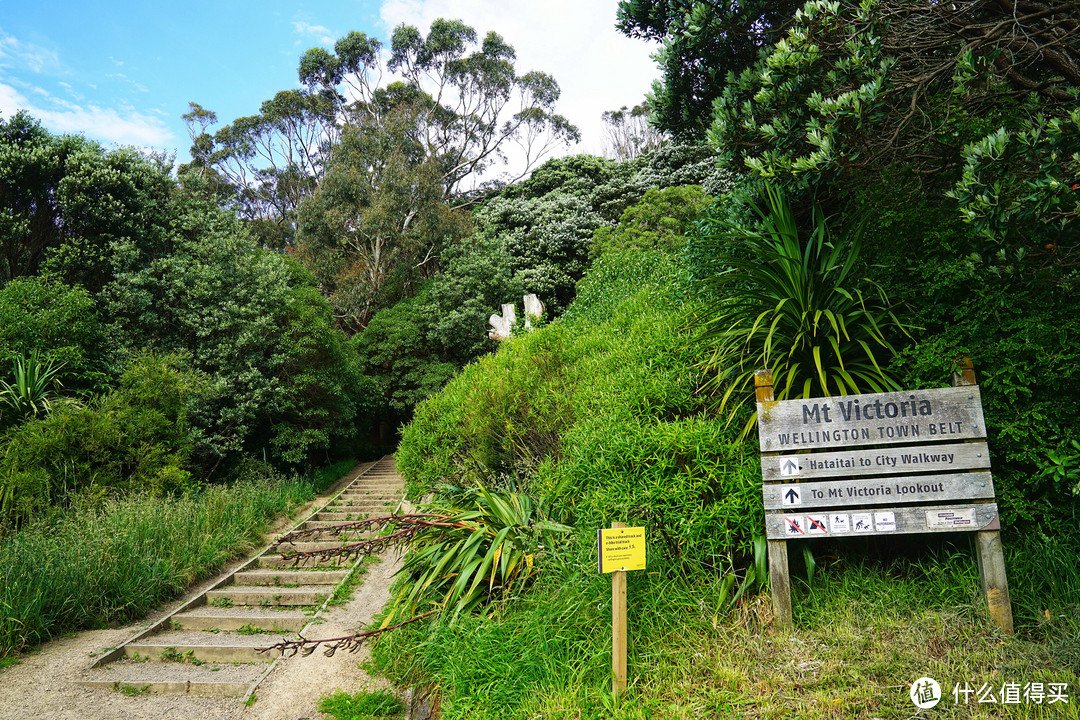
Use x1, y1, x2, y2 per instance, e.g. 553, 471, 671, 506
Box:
0, 350, 64, 431
384, 487, 570, 626
694, 185, 907, 430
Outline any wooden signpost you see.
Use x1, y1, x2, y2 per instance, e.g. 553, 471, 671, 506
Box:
755, 358, 1013, 633
598, 522, 646, 697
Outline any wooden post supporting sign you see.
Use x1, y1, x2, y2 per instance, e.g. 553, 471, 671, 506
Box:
598, 522, 646, 697
953, 357, 1014, 634
611, 522, 627, 696
756, 370, 792, 630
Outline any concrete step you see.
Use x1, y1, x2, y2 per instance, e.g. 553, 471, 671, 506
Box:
232, 569, 349, 586
77, 660, 266, 697
122, 643, 274, 664
255, 555, 349, 569
79, 680, 253, 697
206, 586, 329, 607
300, 519, 381, 530
78, 682, 251, 699
309, 512, 376, 522
168, 612, 308, 632
328, 499, 395, 506
287, 528, 374, 541
270, 541, 362, 553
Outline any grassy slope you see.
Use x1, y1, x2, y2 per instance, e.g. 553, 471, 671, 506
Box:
382, 250, 1080, 719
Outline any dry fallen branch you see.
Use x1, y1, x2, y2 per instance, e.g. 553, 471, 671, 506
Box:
269, 513, 468, 566
256, 610, 438, 657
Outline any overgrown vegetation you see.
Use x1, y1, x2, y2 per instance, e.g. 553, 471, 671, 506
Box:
2, 3, 1078, 717
0, 460, 341, 657
317, 688, 404, 720
373, 534, 1079, 719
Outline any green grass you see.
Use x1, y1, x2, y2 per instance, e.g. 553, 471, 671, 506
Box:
370, 532, 1080, 720
317, 689, 404, 719
327, 556, 376, 607
308, 459, 362, 495
0, 462, 355, 657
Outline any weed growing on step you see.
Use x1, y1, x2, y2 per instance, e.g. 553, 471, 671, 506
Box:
211, 596, 234, 608
159, 646, 183, 663
317, 689, 403, 719
112, 682, 151, 696
235, 625, 272, 635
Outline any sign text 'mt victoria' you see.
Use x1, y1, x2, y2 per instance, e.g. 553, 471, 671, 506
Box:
758, 386, 987, 452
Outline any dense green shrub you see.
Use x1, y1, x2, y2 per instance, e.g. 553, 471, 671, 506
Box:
476, 193, 609, 314
590, 185, 710, 259
843, 179, 1080, 532
0, 276, 112, 393
355, 285, 462, 418
0, 354, 196, 527
104, 215, 369, 468
0, 112, 174, 289
355, 233, 526, 421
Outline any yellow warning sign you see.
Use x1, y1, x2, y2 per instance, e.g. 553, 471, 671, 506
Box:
597, 527, 646, 574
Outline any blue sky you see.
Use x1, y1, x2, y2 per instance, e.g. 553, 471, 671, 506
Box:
0, 1, 658, 165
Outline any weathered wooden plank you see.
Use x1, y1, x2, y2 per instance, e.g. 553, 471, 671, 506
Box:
765, 503, 998, 540
757, 386, 986, 452
760, 442, 991, 482
757, 370, 793, 631
767, 539, 792, 631
976, 530, 1014, 634
763, 471, 994, 510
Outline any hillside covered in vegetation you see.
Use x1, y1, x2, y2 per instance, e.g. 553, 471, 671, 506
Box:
1, 2, 1078, 717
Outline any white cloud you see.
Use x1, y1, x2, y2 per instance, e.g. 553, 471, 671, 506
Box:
0, 31, 62, 74
377, 0, 659, 158
293, 21, 337, 46
0, 81, 174, 147
107, 72, 150, 93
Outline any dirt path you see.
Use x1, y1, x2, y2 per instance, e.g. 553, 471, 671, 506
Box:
242, 553, 402, 720
0, 464, 405, 720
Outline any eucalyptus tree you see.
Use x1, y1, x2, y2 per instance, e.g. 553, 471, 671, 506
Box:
295, 98, 473, 331
182, 89, 339, 249
600, 102, 666, 161
298, 19, 580, 198
186, 19, 579, 256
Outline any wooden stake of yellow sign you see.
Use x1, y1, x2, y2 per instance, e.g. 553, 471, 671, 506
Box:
597, 523, 646, 697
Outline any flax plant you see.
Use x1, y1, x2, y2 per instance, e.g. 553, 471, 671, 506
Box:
694, 184, 907, 433
0, 350, 64, 431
